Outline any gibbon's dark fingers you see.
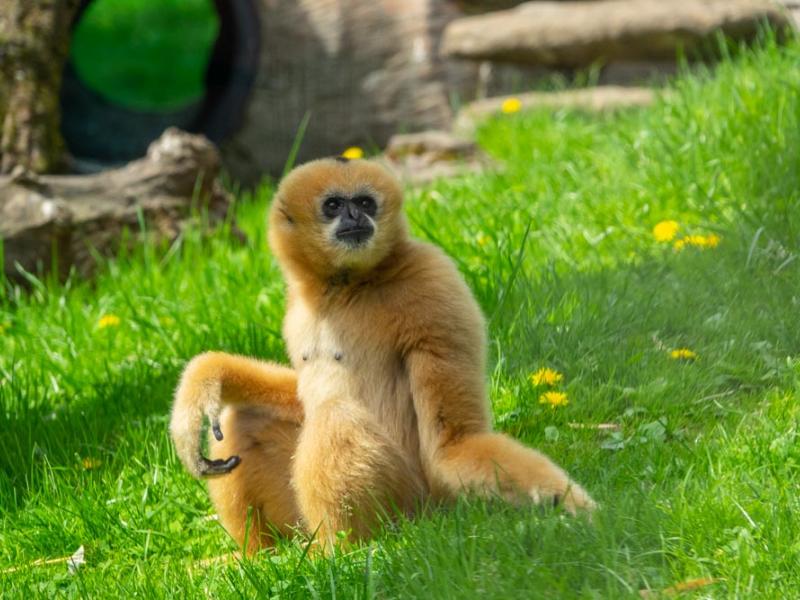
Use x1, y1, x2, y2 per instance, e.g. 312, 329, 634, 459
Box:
199, 454, 241, 478
212, 419, 224, 441
200, 419, 238, 477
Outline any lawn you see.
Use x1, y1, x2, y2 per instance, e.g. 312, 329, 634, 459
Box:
2, 35, 799, 598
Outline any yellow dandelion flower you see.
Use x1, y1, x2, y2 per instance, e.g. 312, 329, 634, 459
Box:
674, 233, 721, 251
530, 367, 564, 386
702, 233, 722, 248
501, 97, 522, 114
539, 391, 569, 408
82, 457, 102, 470
341, 146, 364, 160
669, 348, 698, 360
98, 314, 121, 329
686, 235, 708, 247
653, 220, 680, 242
476, 233, 490, 247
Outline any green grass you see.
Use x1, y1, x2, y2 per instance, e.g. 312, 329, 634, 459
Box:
3, 35, 800, 598
70, 0, 219, 110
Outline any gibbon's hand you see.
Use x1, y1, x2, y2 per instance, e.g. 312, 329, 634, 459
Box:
170, 352, 300, 479
199, 455, 241, 477
198, 419, 241, 477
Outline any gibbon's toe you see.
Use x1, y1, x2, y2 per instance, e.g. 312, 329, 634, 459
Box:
559, 482, 597, 515
529, 481, 596, 515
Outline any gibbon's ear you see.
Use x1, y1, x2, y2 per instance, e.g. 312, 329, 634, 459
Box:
274, 194, 295, 226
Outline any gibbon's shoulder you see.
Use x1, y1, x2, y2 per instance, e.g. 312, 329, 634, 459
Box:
395, 238, 466, 291
385, 238, 485, 337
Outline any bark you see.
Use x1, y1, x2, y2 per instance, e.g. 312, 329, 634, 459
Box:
0, 0, 79, 174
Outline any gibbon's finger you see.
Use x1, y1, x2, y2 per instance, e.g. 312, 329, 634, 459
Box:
212, 420, 224, 441
199, 455, 241, 477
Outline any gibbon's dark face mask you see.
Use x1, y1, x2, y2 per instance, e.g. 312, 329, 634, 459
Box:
322, 194, 377, 246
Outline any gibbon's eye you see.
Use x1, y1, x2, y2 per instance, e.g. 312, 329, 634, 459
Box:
322, 196, 345, 219
352, 195, 377, 217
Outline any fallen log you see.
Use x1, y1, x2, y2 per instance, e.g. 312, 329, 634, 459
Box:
1, 128, 233, 282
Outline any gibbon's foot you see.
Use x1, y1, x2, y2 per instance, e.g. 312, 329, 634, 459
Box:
531, 480, 596, 515
199, 454, 241, 477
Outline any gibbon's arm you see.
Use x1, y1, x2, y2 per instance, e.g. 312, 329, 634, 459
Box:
170, 352, 301, 478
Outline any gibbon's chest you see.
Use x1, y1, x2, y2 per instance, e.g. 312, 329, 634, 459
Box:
283, 297, 418, 449
284, 298, 400, 397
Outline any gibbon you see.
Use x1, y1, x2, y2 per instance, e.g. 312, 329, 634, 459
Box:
170, 157, 595, 553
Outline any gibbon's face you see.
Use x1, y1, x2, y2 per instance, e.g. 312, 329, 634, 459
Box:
269, 158, 406, 278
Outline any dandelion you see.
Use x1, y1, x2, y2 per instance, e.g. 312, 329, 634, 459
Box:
476, 232, 490, 247
82, 458, 102, 470
653, 220, 679, 242
98, 314, 121, 329
530, 367, 564, 386
674, 233, 721, 251
539, 391, 569, 408
669, 348, 698, 360
341, 146, 364, 160
501, 97, 522, 114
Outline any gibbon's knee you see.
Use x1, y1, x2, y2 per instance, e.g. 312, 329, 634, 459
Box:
207, 405, 302, 552
434, 432, 595, 513
291, 401, 427, 550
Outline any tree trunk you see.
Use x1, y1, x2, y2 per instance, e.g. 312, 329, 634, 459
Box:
0, 0, 78, 174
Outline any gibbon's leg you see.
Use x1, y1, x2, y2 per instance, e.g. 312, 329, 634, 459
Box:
170, 352, 304, 551
407, 352, 595, 514
431, 432, 595, 514
291, 400, 427, 552
207, 405, 301, 553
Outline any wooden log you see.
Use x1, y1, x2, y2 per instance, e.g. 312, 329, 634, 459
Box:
1, 128, 233, 281
441, 0, 791, 68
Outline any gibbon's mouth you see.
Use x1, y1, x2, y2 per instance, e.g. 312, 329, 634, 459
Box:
336, 226, 374, 246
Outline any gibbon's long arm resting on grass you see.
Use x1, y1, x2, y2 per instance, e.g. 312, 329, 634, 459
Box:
170, 157, 595, 552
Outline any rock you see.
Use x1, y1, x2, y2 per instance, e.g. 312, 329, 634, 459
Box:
777, 0, 800, 27
454, 86, 660, 135
222, 0, 477, 182
1, 128, 233, 281
452, 0, 529, 14
441, 0, 791, 68
381, 130, 492, 184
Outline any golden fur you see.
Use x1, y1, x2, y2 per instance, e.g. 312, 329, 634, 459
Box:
170, 158, 594, 553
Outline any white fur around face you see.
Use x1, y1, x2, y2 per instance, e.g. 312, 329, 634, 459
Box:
321, 217, 380, 268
